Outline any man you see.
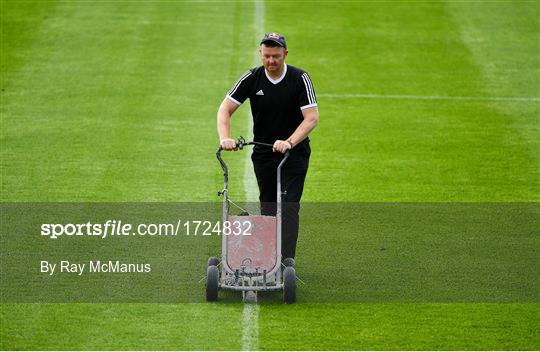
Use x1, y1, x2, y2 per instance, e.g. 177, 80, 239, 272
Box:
217, 32, 318, 264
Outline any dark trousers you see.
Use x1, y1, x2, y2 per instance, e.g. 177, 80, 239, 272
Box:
251, 142, 310, 259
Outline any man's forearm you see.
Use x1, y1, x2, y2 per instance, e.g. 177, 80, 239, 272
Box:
217, 112, 231, 140
287, 110, 318, 146
217, 98, 241, 141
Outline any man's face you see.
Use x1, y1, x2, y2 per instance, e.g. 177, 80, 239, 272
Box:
259, 44, 288, 73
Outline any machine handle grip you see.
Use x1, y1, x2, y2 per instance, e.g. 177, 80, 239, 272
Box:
216, 136, 245, 155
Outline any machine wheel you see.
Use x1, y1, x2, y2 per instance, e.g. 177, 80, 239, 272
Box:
206, 265, 219, 302
243, 290, 257, 304
283, 266, 296, 304
283, 257, 295, 268
207, 257, 219, 267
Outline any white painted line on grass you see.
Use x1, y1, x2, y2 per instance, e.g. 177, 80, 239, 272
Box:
243, 119, 258, 204
243, 1, 265, 204
242, 303, 260, 351
241, 1, 264, 351
318, 93, 540, 102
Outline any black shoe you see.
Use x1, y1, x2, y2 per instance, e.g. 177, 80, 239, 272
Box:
282, 257, 295, 268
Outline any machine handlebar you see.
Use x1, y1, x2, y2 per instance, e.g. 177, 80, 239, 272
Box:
216, 136, 287, 155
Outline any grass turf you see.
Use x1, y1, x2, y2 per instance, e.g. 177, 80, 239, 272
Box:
1, 303, 245, 350
1, 0, 539, 350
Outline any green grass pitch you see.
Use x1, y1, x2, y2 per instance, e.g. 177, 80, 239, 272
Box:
1, 0, 539, 350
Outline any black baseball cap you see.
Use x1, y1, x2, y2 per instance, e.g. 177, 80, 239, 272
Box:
260, 32, 287, 49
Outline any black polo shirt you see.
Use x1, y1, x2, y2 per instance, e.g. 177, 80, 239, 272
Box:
226, 64, 317, 152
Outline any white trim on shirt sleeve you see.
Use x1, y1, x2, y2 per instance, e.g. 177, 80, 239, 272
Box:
301, 73, 316, 105
226, 95, 242, 106
300, 103, 318, 110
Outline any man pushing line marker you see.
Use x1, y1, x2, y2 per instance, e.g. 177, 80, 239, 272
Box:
217, 32, 319, 265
